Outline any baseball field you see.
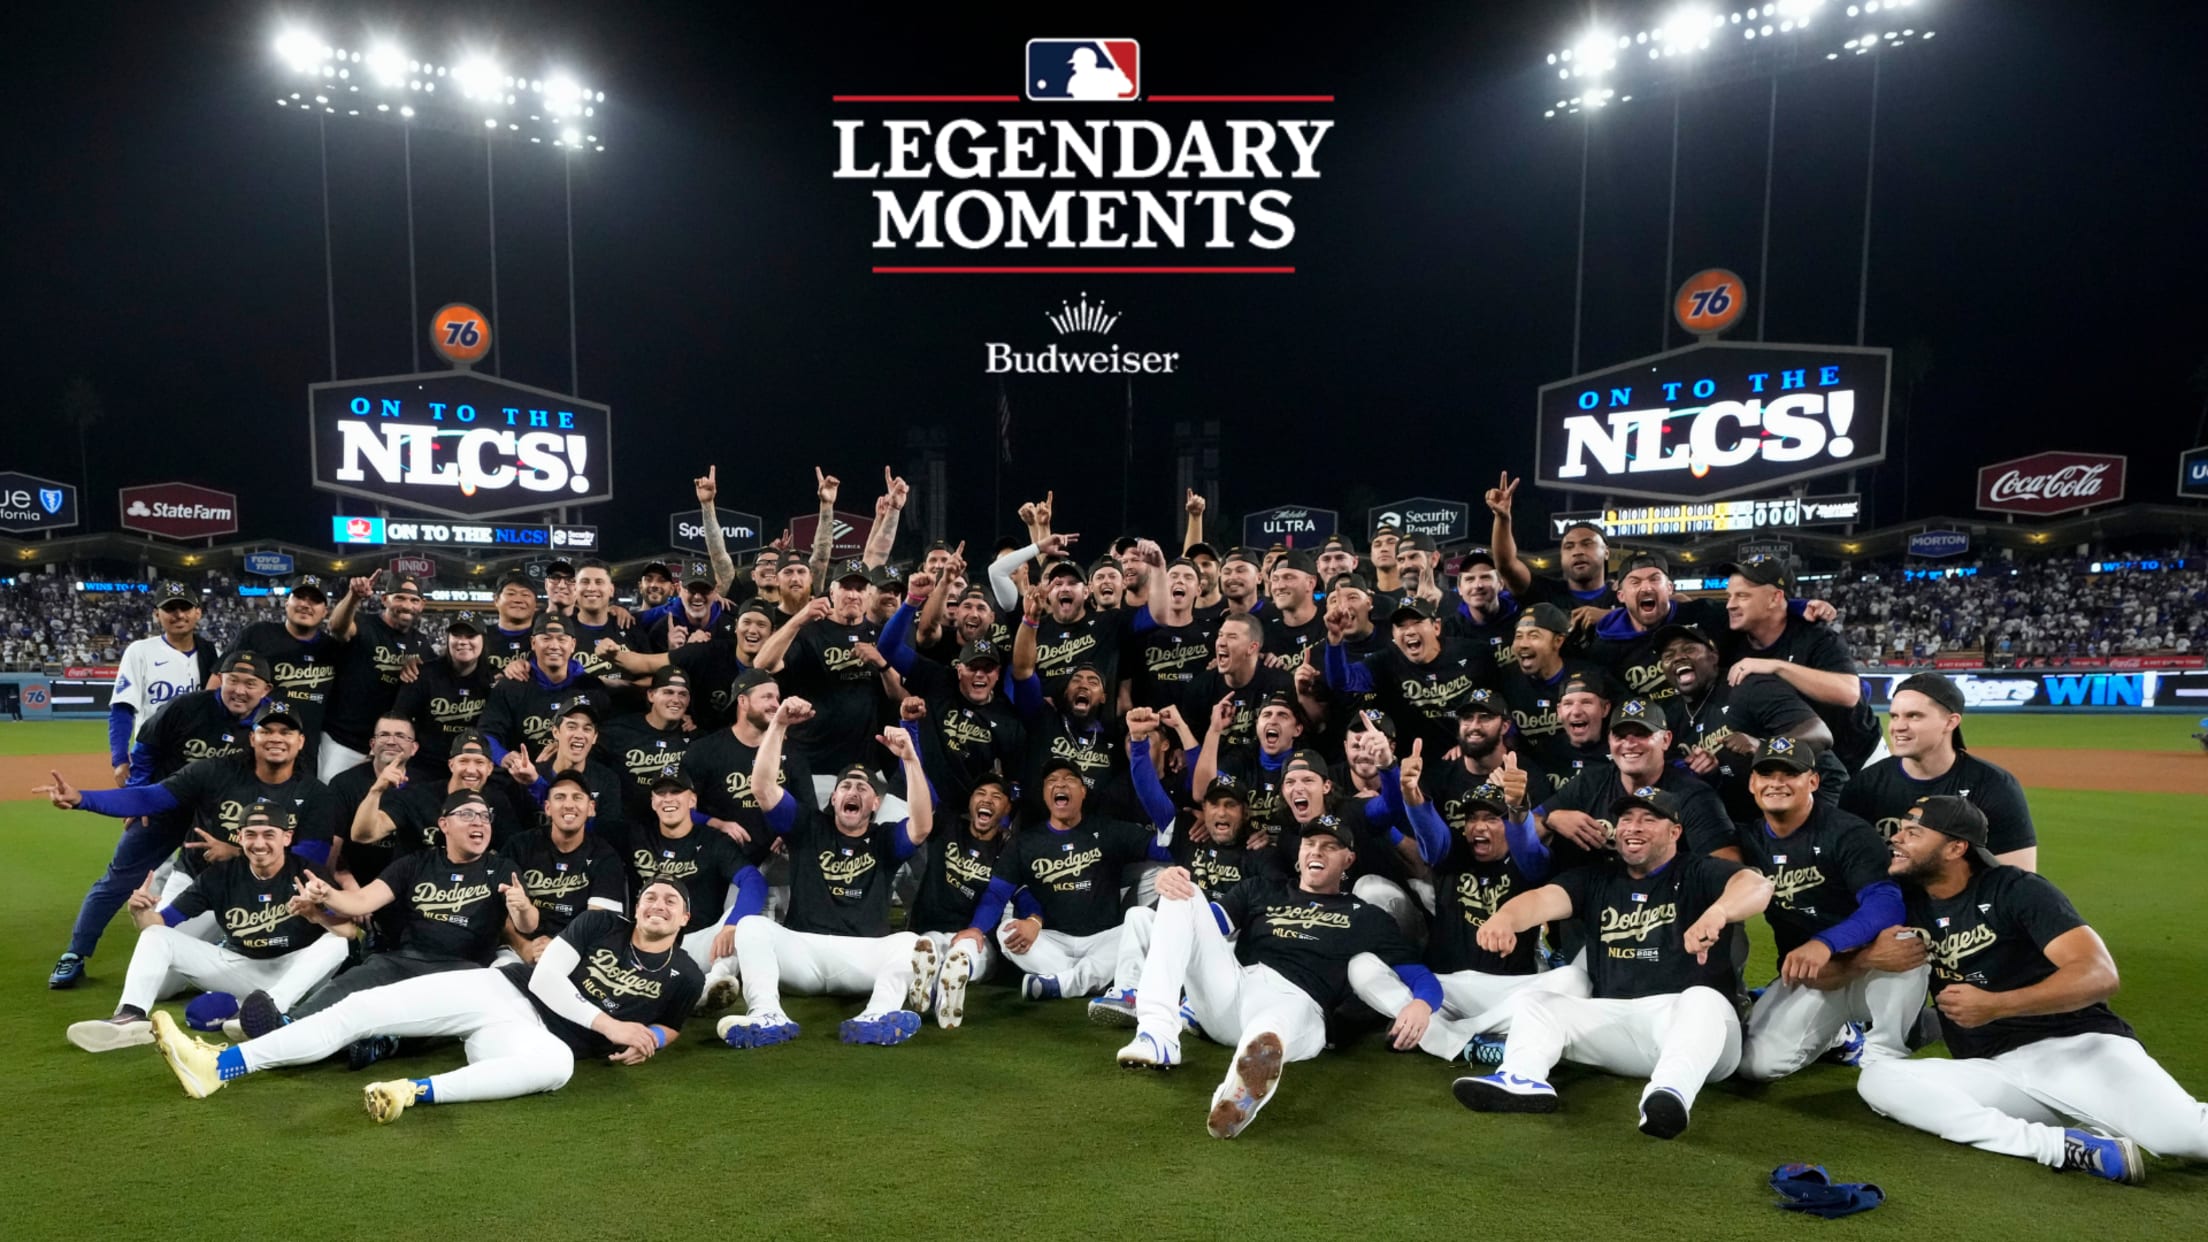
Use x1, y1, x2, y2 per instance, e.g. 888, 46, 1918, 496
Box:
3, 716, 2202, 1240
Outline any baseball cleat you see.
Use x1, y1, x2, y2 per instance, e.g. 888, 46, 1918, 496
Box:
363, 1080, 417, 1124
347, 1035, 399, 1072
1117, 1030, 1179, 1070
150, 1011, 227, 1099
936, 944, 975, 1030
48, 952, 87, 990
717, 1012, 801, 1049
906, 938, 940, 1015
1637, 1087, 1690, 1139
1452, 1072, 1559, 1114
1021, 974, 1063, 1001
1180, 1002, 1204, 1037
1459, 1035, 1507, 1067
1824, 1022, 1868, 1068
67, 1014, 153, 1053
221, 1018, 246, 1042
238, 989, 288, 1040
1206, 1032, 1286, 1138
2061, 1127, 2144, 1185
840, 1010, 922, 1046
1087, 988, 1139, 1028
698, 969, 741, 1016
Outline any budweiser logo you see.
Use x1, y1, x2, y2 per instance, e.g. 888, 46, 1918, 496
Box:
1987, 463, 2112, 503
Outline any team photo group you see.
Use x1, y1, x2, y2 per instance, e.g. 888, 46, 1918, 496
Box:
33, 463, 2208, 1179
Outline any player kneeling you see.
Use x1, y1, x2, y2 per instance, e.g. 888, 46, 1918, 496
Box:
1452, 789, 1772, 1138
67, 806, 351, 1052
148, 879, 703, 1121
1856, 797, 2208, 1186
1114, 819, 1437, 1139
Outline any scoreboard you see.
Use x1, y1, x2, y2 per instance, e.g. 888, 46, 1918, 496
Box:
1548, 494, 1860, 539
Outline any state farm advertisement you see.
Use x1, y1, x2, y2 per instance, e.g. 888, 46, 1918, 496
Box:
1976, 451, 2126, 517
119, 482, 241, 541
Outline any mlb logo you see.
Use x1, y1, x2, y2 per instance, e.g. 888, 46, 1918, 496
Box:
1025, 38, 1140, 101
257, 893, 271, 903
1937, 917, 1951, 927
450, 873, 463, 882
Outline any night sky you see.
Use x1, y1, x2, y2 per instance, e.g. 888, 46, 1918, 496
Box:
8, 2, 2205, 557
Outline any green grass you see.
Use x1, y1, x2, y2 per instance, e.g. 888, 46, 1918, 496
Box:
1910, 713, 2202, 753
4, 723, 2205, 1239
0, 720, 105, 756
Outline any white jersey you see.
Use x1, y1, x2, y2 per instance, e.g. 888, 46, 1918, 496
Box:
113, 635, 206, 731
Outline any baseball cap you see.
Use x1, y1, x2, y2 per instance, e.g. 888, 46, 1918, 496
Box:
1609, 697, 1666, 735
155, 581, 199, 609
833, 764, 881, 795
1894, 671, 1970, 750
683, 569, 716, 591
1185, 541, 1220, 562
640, 561, 675, 580
1201, 778, 1248, 806
1455, 547, 1498, 572
735, 597, 776, 620
955, 583, 993, 606
731, 667, 776, 696
649, 770, 694, 795
252, 706, 302, 732
967, 771, 1014, 801
386, 577, 426, 599
1904, 795, 1999, 868
545, 769, 594, 797
1256, 690, 1305, 724
653, 666, 691, 691
833, 559, 872, 585
1618, 550, 1671, 578
544, 560, 576, 578
867, 564, 907, 590
449, 728, 492, 758
1516, 602, 1570, 636
1390, 598, 1439, 624
440, 789, 492, 816
1400, 532, 1439, 555
1327, 572, 1375, 600
1650, 622, 1717, 654
1614, 785, 1682, 822
290, 575, 329, 603
238, 803, 294, 832
444, 613, 483, 637
1319, 533, 1356, 556
1559, 671, 1609, 700
1300, 813, 1356, 846
1223, 546, 1265, 570
553, 700, 601, 726
496, 569, 537, 593
1460, 782, 1514, 818
1719, 554, 1796, 595
1455, 687, 1507, 719
1037, 756, 1088, 786
1274, 548, 1318, 578
532, 614, 574, 638
1282, 749, 1331, 779
1111, 536, 1142, 556
218, 649, 275, 683
956, 637, 1002, 667
1750, 735, 1818, 774
1041, 559, 1085, 583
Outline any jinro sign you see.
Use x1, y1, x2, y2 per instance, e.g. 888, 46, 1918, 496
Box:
119, 482, 239, 541
1536, 341, 1891, 502
308, 371, 614, 520
1976, 452, 2126, 517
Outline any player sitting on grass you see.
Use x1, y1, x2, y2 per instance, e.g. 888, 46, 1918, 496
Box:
1113, 817, 1437, 1139
149, 878, 701, 1123
1857, 797, 2208, 1186
66, 806, 354, 1053
1453, 788, 1773, 1139
715, 697, 936, 1049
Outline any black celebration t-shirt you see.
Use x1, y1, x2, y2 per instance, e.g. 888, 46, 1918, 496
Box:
784, 816, 907, 939
503, 829, 630, 938
992, 817, 1159, 936
499, 910, 705, 1058
1553, 851, 1747, 1000
1426, 842, 1540, 976
1732, 804, 1889, 956
1905, 867, 2135, 1060
168, 854, 330, 959
1840, 753, 2037, 856
376, 847, 517, 963
1217, 874, 1422, 1010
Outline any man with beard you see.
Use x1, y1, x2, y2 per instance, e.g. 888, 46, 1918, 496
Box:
1322, 597, 1499, 762
755, 565, 896, 806
1496, 603, 1600, 761
878, 591, 1024, 812
484, 571, 542, 666
1720, 554, 1883, 770
562, 561, 636, 687
1259, 550, 1326, 674
1089, 557, 1126, 611
963, 729, 1177, 1002
326, 715, 419, 886
1010, 655, 1132, 822
772, 553, 817, 624
1216, 547, 1268, 619
627, 569, 735, 656
1580, 552, 1733, 712
682, 669, 817, 853
322, 574, 428, 780
150, 877, 700, 1122
919, 577, 1003, 670
1534, 698, 1737, 872
1656, 623, 1845, 821
1484, 473, 1618, 610
1454, 788, 1771, 1138
1006, 546, 1160, 704
717, 700, 936, 1048
1731, 738, 1922, 1081
349, 728, 525, 861
1262, 748, 1422, 937
619, 772, 763, 999
1178, 613, 1296, 757
392, 615, 494, 779
1392, 534, 1450, 620
476, 615, 611, 774
51, 650, 274, 988
1348, 751, 1590, 1067
227, 575, 342, 754
1192, 690, 1306, 838
635, 561, 677, 613
1842, 673, 2038, 871
1443, 549, 1521, 659
1537, 672, 1613, 792
908, 773, 1025, 1030
596, 668, 697, 827
64, 806, 352, 1053
1423, 690, 1552, 832
1187, 542, 1227, 624
501, 702, 629, 840
608, 596, 775, 732
498, 772, 629, 967
1125, 558, 1220, 713
1856, 797, 2208, 1185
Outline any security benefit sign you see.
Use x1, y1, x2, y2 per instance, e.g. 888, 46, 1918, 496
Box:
309, 372, 613, 520
1536, 342, 1891, 503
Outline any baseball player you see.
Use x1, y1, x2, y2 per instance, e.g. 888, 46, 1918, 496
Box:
1483, 474, 1616, 609
1533, 697, 1738, 873
1421, 688, 1553, 833
1320, 596, 1500, 762
1453, 787, 1773, 1139
500, 701, 628, 839
64, 805, 351, 1052
1717, 554, 1884, 770
474, 614, 612, 769
908, 772, 1030, 1029
1191, 690, 1305, 835
618, 770, 765, 1004
49, 649, 273, 988
594, 667, 697, 826
321, 573, 428, 780
389, 614, 494, 778
1856, 797, 2208, 1185
877, 589, 1026, 813
106, 581, 218, 787
500, 771, 631, 964
680, 668, 816, 854
225, 575, 342, 751
1653, 623, 1847, 820
1112, 818, 1439, 1139
716, 698, 936, 1048
484, 570, 544, 665
1841, 672, 2038, 871
148, 878, 702, 1122
1731, 737, 1925, 1079
348, 728, 526, 859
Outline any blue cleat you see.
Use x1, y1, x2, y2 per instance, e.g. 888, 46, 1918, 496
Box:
1087, 988, 1138, 1027
1825, 1021, 1867, 1068
1452, 1071, 1559, 1114
2061, 1127, 2143, 1185
717, 1012, 801, 1049
49, 953, 87, 990
1021, 974, 1063, 1001
347, 1035, 399, 1072
1460, 1035, 1507, 1067
840, 1010, 922, 1046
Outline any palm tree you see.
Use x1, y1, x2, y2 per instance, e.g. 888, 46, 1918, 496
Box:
61, 378, 103, 495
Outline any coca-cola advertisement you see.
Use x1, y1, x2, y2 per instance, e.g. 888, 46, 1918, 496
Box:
1976, 451, 2126, 517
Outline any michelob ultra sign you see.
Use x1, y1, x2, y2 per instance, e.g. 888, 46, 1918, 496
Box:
309, 371, 613, 520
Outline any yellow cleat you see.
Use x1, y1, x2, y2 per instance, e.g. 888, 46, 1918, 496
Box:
150, 1011, 227, 1100
363, 1080, 417, 1124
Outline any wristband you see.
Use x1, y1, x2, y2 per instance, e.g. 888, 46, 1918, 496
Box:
1022, 617, 1039, 628
650, 1025, 668, 1048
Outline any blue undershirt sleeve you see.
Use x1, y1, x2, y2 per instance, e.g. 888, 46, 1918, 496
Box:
969, 877, 1017, 931
1395, 963, 1444, 1009
1323, 641, 1375, 694
1812, 880, 1905, 955
107, 706, 135, 767
1504, 810, 1551, 883
725, 866, 768, 924
879, 603, 920, 676
77, 785, 183, 819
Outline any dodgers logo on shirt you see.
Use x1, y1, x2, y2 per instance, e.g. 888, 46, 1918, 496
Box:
1025, 39, 1140, 101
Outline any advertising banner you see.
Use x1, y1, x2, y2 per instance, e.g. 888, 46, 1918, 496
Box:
0, 472, 80, 534
788, 510, 875, 561
1907, 530, 1970, 558
242, 551, 295, 576
670, 509, 765, 555
1368, 497, 1469, 543
1976, 451, 2125, 517
1243, 504, 1338, 548
119, 482, 240, 540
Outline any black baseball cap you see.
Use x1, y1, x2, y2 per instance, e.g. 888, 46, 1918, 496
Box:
1609, 697, 1666, 735
1905, 795, 1999, 868
449, 728, 492, 758
1390, 598, 1439, 624
1455, 687, 1507, 719
1037, 756, 1088, 786
640, 561, 675, 580
868, 563, 906, 590
1319, 533, 1356, 555
441, 789, 492, 816
1184, 541, 1220, 562
1719, 554, 1796, 594
496, 569, 537, 593
1615, 785, 1682, 822
1201, 778, 1248, 806
1618, 550, 1670, 578
649, 770, 694, 794
653, 666, 691, 691
1559, 671, 1609, 700
532, 614, 574, 638
967, 770, 1014, 801
1223, 546, 1264, 569
732, 667, 776, 696
1300, 813, 1356, 846
238, 803, 294, 831
155, 581, 199, 609
1041, 559, 1085, 583
553, 700, 601, 726
1650, 622, 1717, 654
1274, 548, 1318, 578
444, 613, 483, 637
833, 763, 882, 795
1327, 572, 1375, 597
290, 575, 329, 603
833, 559, 872, 585
1257, 690, 1305, 725
683, 569, 716, 591
735, 597, 776, 620
218, 649, 275, 683
545, 769, 594, 797
1400, 532, 1439, 555
544, 560, 576, 578
1455, 547, 1498, 572
1517, 602, 1570, 635
252, 706, 302, 732
1282, 749, 1331, 779
1111, 535, 1141, 556
1894, 671, 1970, 750
1751, 735, 1818, 774
1088, 555, 1123, 578
956, 638, 1002, 667
1461, 782, 1514, 818
386, 577, 426, 598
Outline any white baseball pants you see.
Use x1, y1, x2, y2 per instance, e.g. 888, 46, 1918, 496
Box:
1131, 892, 1328, 1064
1352, 875, 1427, 942
120, 927, 347, 1015
1858, 1032, 2208, 1166
239, 968, 575, 1104
317, 736, 369, 783
156, 871, 222, 944
998, 922, 1121, 996
1498, 987, 1744, 1110
732, 915, 916, 1018
1346, 955, 1593, 1060
1740, 965, 1929, 1081
918, 929, 996, 981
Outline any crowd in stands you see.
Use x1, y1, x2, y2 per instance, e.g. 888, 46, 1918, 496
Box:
0, 574, 279, 671
1823, 552, 2208, 667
